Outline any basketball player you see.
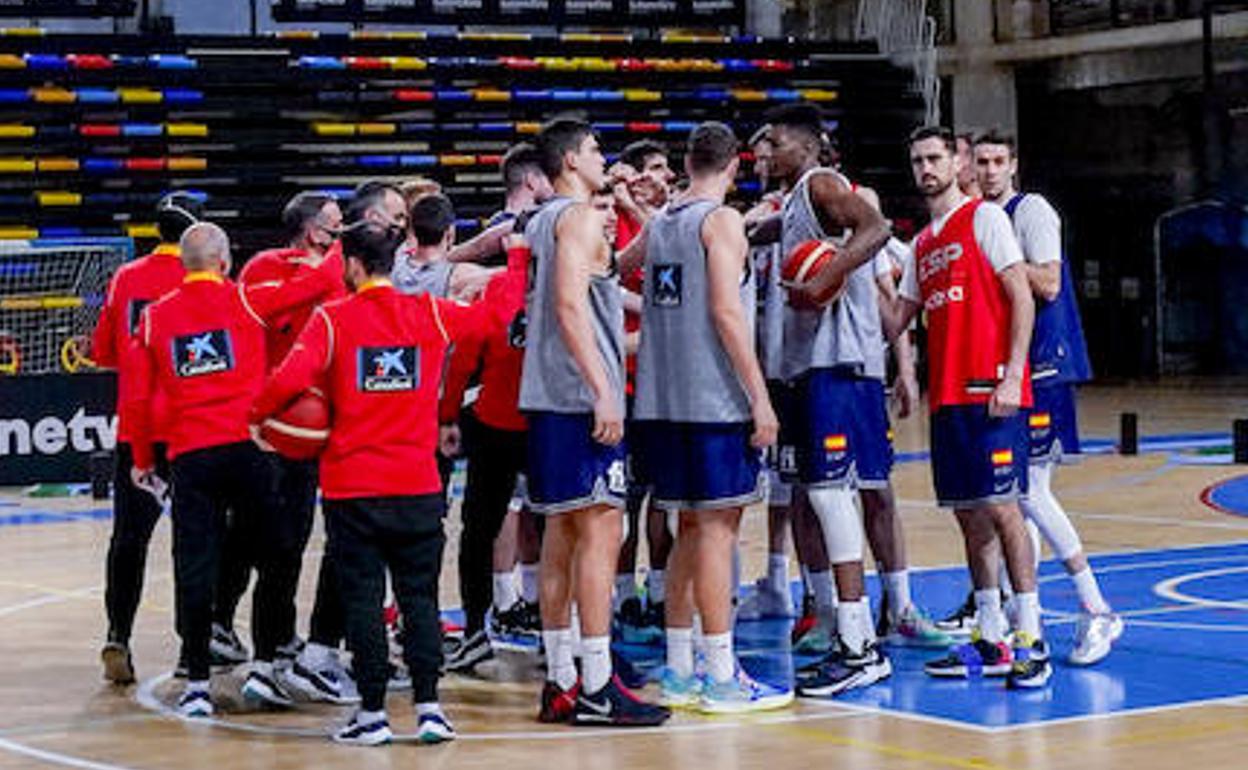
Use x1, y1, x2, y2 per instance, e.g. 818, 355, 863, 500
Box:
252, 221, 517, 744
392, 194, 498, 301
630, 122, 788, 713
955, 132, 982, 198
975, 131, 1122, 665
126, 222, 344, 716
882, 126, 1050, 689
94, 193, 200, 684
520, 117, 668, 726
763, 103, 893, 697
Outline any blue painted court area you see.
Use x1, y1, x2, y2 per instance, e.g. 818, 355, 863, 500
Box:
586, 541, 1248, 731
1201, 474, 1248, 517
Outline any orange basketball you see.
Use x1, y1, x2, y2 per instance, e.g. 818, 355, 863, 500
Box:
260, 388, 330, 460
781, 239, 846, 308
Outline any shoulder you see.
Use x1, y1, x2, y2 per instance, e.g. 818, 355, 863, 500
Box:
806, 168, 852, 197
704, 204, 744, 229
973, 200, 1012, 228
1017, 193, 1059, 223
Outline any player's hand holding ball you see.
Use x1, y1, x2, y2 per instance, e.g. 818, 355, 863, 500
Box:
782, 239, 848, 309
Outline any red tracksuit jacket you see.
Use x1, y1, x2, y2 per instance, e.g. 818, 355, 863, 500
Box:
125, 260, 347, 469
252, 276, 519, 500
92, 243, 185, 443
239, 242, 347, 371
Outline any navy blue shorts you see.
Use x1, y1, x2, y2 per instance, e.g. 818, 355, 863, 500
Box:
791, 368, 893, 489
1028, 383, 1081, 464
766, 380, 800, 482
633, 421, 764, 511
525, 411, 627, 515
930, 405, 1029, 508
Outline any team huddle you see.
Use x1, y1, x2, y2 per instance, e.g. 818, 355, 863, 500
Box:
93, 102, 1123, 745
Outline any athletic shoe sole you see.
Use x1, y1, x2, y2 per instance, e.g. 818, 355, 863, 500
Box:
698, 689, 794, 715
1007, 662, 1053, 689
797, 658, 892, 698
332, 725, 393, 746
242, 676, 294, 708
924, 662, 1013, 678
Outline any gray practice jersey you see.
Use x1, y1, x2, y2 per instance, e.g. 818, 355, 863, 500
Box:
753, 240, 785, 382
780, 167, 885, 381
634, 199, 754, 423
391, 245, 453, 298
518, 196, 626, 414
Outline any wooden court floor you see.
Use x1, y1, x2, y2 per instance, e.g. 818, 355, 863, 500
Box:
1, 383, 1247, 769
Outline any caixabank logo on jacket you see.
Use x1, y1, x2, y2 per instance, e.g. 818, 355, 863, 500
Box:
172, 330, 235, 377
358, 346, 420, 392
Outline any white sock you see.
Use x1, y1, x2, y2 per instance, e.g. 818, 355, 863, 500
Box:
358, 708, 386, 724
767, 553, 789, 595
569, 604, 582, 655
998, 561, 1015, 600
666, 626, 694, 678
858, 598, 878, 644
882, 571, 911, 619
187, 679, 209, 694
493, 571, 518, 612
415, 701, 443, 717
614, 574, 636, 611
1071, 567, 1111, 615
810, 570, 837, 612
300, 642, 332, 668
519, 564, 540, 604
703, 632, 734, 684
837, 600, 869, 655
1015, 591, 1042, 640
581, 636, 612, 693
542, 628, 577, 690
974, 588, 1008, 643
647, 569, 666, 604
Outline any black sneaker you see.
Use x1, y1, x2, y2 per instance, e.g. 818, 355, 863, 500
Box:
443, 629, 493, 673
796, 642, 892, 698
101, 641, 135, 685
924, 638, 1013, 678
519, 600, 542, 635
1006, 634, 1052, 690
275, 635, 304, 665
241, 668, 294, 708
210, 623, 249, 666
174, 649, 189, 679
795, 643, 844, 681
283, 660, 360, 705
572, 674, 670, 727
611, 648, 648, 690
492, 600, 540, 638
934, 591, 977, 638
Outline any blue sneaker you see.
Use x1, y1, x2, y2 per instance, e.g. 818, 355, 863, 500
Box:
571, 674, 670, 727
700, 670, 794, 714
657, 667, 702, 708
333, 712, 392, 746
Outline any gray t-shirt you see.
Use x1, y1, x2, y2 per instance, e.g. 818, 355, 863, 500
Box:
391, 244, 454, 298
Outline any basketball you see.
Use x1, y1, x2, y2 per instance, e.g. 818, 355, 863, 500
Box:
259, 388, 330, 460
780, 239, 846, 308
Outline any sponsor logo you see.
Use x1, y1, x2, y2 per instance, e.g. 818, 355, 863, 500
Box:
0, 408, 117, 457
918, 242, 963, 282
606, 459, 627, 495
922, 284, 965, 312
651, 263, 683, 307
358, 346, 420, 392
172, 330, 234, 377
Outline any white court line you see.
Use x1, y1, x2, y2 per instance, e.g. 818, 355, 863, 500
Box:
134, 673, 862, 741
0, 585, 101, 618
1153, 565, 1248, 611
0, 737, 144, 770
896, 497, 1248, 531
990, 694, 1248, 733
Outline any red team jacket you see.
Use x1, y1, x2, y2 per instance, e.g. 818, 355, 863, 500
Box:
124, 259, 346, 469
239, 242, 347, 371
439, 245, 529, 433
912, 199, 1033, 412
252, 276, 518, 500
92, 244, 186, 443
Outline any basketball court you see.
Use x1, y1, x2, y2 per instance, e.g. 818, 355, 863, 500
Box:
3, 384, 1247, 770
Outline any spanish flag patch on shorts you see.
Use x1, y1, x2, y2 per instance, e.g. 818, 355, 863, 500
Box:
823, 434, 848, 451
991, 449, 1014, 466
1029, 412, 1052, 429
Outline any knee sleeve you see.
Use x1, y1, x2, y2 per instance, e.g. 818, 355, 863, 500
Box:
806, 487, 864, 565
1020, 464, 1083, 561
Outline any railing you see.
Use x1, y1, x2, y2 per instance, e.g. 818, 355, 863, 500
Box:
1049, 0, 1207, 36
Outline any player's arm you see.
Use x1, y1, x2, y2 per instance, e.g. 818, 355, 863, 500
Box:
92, 274, 122, 368
704, 207, 778, 448
439, 322, 485, 426
123, 312, 158, 472
447, 218, 513, 264
615, 219, 649, 281
879, 241, 922, 345
555, 204, 623, 446
251, 309, 332, 423
1018, 197, 1062, 302
746, 211, 781, 246
794, 173, 891, 304
240, 252, 343, 324
447, 263, 503, 303
621, 288, 643, 316
876, 264, 919, 418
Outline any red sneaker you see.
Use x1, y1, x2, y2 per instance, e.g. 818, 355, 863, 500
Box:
538, 679, 580, 723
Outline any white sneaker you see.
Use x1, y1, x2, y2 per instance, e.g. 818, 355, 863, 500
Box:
1069, 612, 1124, 666
283, 659, 361, 705
416, 710, 456, 744
735, 578, 795, 621
177, 687, 213, 719
242, 668, 294, 708
333, 712, 392, 746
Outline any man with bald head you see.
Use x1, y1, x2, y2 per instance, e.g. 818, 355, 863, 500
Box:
125, 222, 346, 717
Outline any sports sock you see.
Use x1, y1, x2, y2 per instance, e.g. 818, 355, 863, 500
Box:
614, 574, 636, 612
666, 626, 694, 678
358, 708, 386, 724
1071, 567, 1111, 615
837, 601, 869, 655
767, 553, 790, 596
974, 588, 1008, 643
416, 702, 444, 717
493, 571, 518, 612
703, 632, 734, 684
882, 571, 911, 620
1014, 591, 1042, 640
300, 641, 333, 669
647, 569, 667, 605
519, 564, 540, 604
581, 636, 612, 693
810, 570, 837, 612
542, 628, 577, 691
